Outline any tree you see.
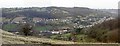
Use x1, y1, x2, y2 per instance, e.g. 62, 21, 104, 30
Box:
19, 23, 33, 36
75, 28, 83, 34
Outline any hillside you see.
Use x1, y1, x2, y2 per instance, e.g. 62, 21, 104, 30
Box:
1, 29, 119, 46
2, 7, 113, 19
87, 18, 120, 43
1, 29, 79, 44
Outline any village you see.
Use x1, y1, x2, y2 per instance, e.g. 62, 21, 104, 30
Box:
2, 14, 114, 38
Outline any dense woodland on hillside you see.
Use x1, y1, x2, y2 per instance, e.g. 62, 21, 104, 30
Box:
87, 18, 119, 43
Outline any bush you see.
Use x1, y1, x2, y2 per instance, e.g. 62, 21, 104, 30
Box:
75, 28, 83, 34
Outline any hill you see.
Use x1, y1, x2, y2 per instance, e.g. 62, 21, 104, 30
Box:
87, 18, 120, 43
2, 7, 113, 19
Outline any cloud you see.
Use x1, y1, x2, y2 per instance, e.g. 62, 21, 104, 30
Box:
51, 0, 75, 7
0, 0, 119, 9
74, 0, 119, 9
0, 0, 25, 8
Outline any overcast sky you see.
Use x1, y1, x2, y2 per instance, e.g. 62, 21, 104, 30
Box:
0, 0, 119, 9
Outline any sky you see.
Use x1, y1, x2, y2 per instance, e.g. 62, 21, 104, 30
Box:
0, 0, 120, 9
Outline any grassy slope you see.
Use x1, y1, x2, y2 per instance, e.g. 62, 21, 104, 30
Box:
1, 29, 79, 44
1, 29, 119, 46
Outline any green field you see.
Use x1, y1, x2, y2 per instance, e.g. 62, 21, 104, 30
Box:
33, 26, 53, 31
3, 24, 53, 31
3, 24, 17, 31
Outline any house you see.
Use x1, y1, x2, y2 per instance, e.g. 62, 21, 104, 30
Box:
51, 31, 60, 34
51, 27, 71, 34
39, 31, 52, 38
33, 17, 44, 23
